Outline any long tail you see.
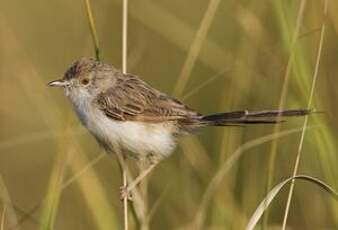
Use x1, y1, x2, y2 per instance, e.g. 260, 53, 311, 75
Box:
201, 109, 312, 126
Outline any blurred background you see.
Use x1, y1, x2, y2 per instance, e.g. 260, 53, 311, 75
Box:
0, 0, 337, 229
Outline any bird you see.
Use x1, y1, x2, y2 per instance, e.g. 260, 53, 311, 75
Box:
48, 57, 311, 199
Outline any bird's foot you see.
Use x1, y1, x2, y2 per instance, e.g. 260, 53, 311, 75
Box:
120, 185, 133, 201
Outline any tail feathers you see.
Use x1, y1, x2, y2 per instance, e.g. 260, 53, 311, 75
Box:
201, 109, 311, 126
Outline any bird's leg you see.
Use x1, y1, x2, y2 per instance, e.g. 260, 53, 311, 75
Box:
120, 161, 158, 200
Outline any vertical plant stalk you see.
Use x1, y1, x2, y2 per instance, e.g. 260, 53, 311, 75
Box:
172, 0, 221, 97
122, 0, 129, 229
122, 0, 128, 75
84, 0, 100, 61
39, 146, 72, 230
263, 0, 307, 227
193, 128, 304, 229
120, 2, 148, 225
0, 176, 18, 230
84, 0, 127, 228
0, 206, 5, 230
281, 1, 328, 229
122, 167, 128, 230
39, 124, 77, 230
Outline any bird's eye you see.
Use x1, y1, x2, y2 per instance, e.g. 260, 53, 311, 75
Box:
81, 78, 90, 85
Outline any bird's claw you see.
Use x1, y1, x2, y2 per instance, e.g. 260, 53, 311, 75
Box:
120, 186, 132, 201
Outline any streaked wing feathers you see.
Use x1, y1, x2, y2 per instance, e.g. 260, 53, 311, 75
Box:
96, 74, 199, 122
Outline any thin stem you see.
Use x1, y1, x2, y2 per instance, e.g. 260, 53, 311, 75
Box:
84, 0, 100, 60
120, 2, 150, 228
282, 1, 328, 229
1, 206, 6, 230
114, 148, 146, 225
263, 0, 307, 227
181, 69, 229, 100
122, 0, 128, 74
126, 164, 156, 192
122, 1, 129, 229
61, 153, 105, 190
172, 0, 221, 97
122, 163, 128, 230
193, 128, 306, 229
0, 176, 19, 229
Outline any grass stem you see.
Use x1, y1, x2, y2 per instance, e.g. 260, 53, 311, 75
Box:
173, 0, 221, 97
84, 0, 100, 60
1, 206, 5, 230
263, 0, 307, 227
281, 1, 328, 228
122, 0, 129, 229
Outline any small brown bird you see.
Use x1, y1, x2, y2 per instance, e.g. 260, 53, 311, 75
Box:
48, 57, 310, 199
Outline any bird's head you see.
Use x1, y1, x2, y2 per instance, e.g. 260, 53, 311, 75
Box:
48, 57, 118, 100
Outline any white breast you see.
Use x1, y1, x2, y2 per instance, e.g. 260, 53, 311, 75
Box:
67, 88, 176, 159
90, 114, 176, 158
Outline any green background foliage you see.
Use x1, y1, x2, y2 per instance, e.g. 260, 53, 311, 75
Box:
0, 0, 337, 229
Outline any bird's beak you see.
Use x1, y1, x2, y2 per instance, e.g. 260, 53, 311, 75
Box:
48, 79, 70, 87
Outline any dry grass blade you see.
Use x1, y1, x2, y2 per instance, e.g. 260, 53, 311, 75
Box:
13, 205, 40, 229
0, 175, 19, 230
1, 0, 337, 228
146, 183, 171, 223
66, 145, 119, 229
2, 18, 119, 228
181, 69, 229, 100
122, 0, 128, 74
246, 175, 338, 230
121, 1, 154, 228
193, 127, 308, 229
111, 147, 146, 226
113, 1, 230, 71
0, 128, 85, 151
84, 0, 100, 60
122, 0, 129, 229
265, 0, 307, 227
282, 1, 328, 228
1, 206, 5, 230
61, 152, 105, 190
39, 131, 74, 230
173, 0, 221, 97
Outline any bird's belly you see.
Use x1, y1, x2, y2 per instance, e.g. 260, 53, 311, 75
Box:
86, 111, 177, 159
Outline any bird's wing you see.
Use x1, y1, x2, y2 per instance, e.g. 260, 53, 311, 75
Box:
96, 74, 199, 122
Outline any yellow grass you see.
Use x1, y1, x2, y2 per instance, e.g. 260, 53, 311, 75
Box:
0, 0, 337, 229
